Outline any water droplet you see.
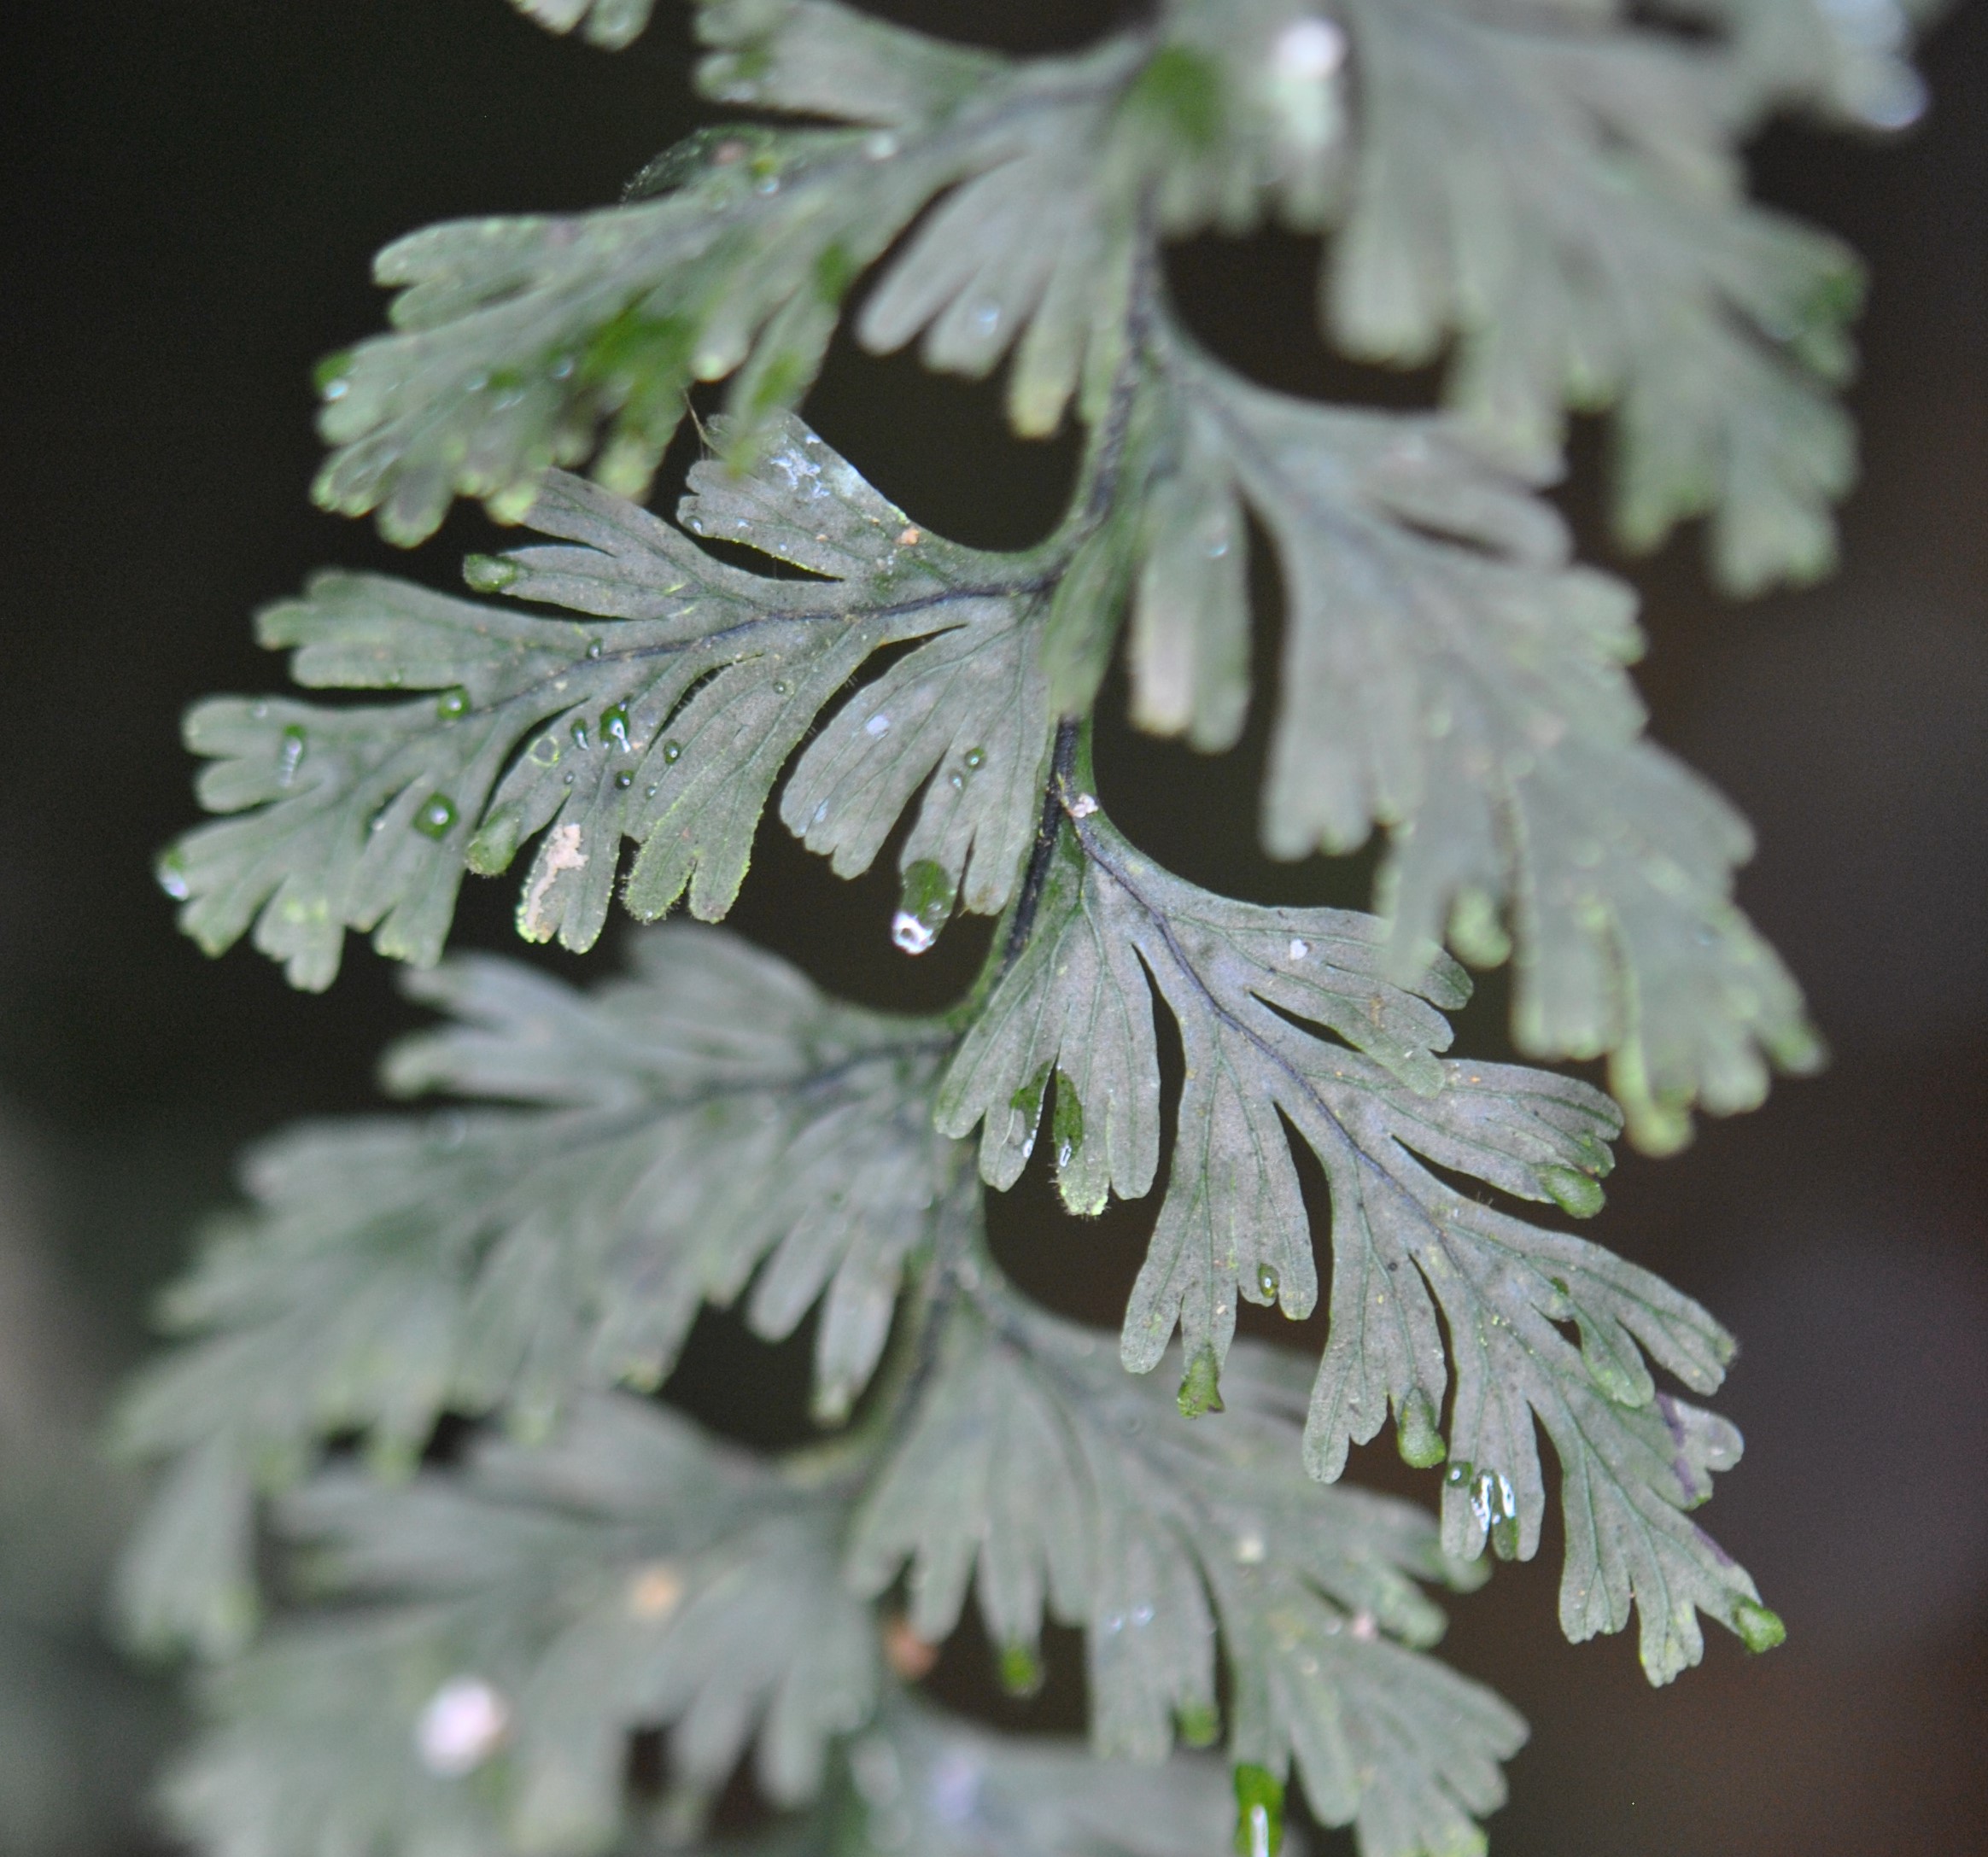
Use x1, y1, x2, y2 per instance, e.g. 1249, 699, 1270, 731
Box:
585, 638, 604, 660
1275, 16, 1348, 81
962, 745, 985, 770
996, 1641, 1043, 1697
249, 701, 268, 720
1442, 1457, 1473, 1489
1288, 937, 1309, 961
275, 722, 307, 786
1052, 1071, 1085, 1171
600, 703, 631, 750
662, 739, 683, 764
865, 131, 900, 160
1255, 1261, 1280, 1301
811, 801, 829, 825
1233, 1529, 1266, 1564
972, 302, 1002, 336
614, 771, 633, 789
416, 1677, 509, 1777
570, 718, 591, 751
865, 712, 892, 738
1232, 1765, 1284, 1857
156, 853, 190, 901
528, 734, 561, 768
1205, 536, 1231, 558
550, 353, 575, 380
436, 685, 470, 721
323, 378, 348, 400
412, 793, 459, 839
1131, 1603, 1155, 1626
755, 174, 781, 195
892, 859, 956, 955
1177, 1344, 1225, 1419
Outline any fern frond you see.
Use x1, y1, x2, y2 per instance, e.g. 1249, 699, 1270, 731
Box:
165, 1396, 876, 1856
164, 420, 1055, 986
941, 795, 1766, 1682
1139, 338, 1821, 1147
852, 1288, 1525, 1857
114, 928, 951, 1654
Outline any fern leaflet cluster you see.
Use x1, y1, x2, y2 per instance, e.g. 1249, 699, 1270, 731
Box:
123, 0, 1927, 1853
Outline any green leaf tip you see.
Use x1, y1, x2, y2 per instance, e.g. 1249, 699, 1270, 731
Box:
1178, 1344, 1225, 1419
1733, 1598, 1787, 1655
1395, 1387, 1447, 1469
1540, 1164, 1607, 1220
1231, 1764, 1284, 1857
997, 1640, 1045, 1699
462, 553, 520, 593
893, 858, 957, 956
1176, 1699, 1220, 1749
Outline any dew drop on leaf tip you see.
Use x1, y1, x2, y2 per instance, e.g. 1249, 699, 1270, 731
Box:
413, 794, 459, 839
892, 860, 955, 955
275, 723, 307, 785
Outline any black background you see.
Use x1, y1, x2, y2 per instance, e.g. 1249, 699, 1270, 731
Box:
1, 3, 1984, 1852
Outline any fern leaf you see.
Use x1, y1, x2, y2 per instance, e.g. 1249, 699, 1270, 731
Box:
113, 928, 951, 1653
1139, 343, 1820, 1147
166, 420, 1055, 986
852, 1697, 1258, 1857
165, 1396, 877, 1857
941, 803, 1766, 1682
851, 1289, 1523, 1856
1332, 0, 1862, 588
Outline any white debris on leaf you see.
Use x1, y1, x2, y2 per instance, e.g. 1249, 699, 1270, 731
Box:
416, 1676, 510, 1777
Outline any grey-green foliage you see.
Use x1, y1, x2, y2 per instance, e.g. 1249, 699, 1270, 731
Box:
1134, 338, 1821, 1148
938, 795, 1759, 1684
130, 0, 1919, 1853
164, 423, 1054, 990
851, 1289, 1523, 1857
169, 1398, 877, 1857
115, 927, 953, 1657
325, 0, 1869, 588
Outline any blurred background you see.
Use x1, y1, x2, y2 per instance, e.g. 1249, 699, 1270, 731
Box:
0, 2, 1982, 1851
